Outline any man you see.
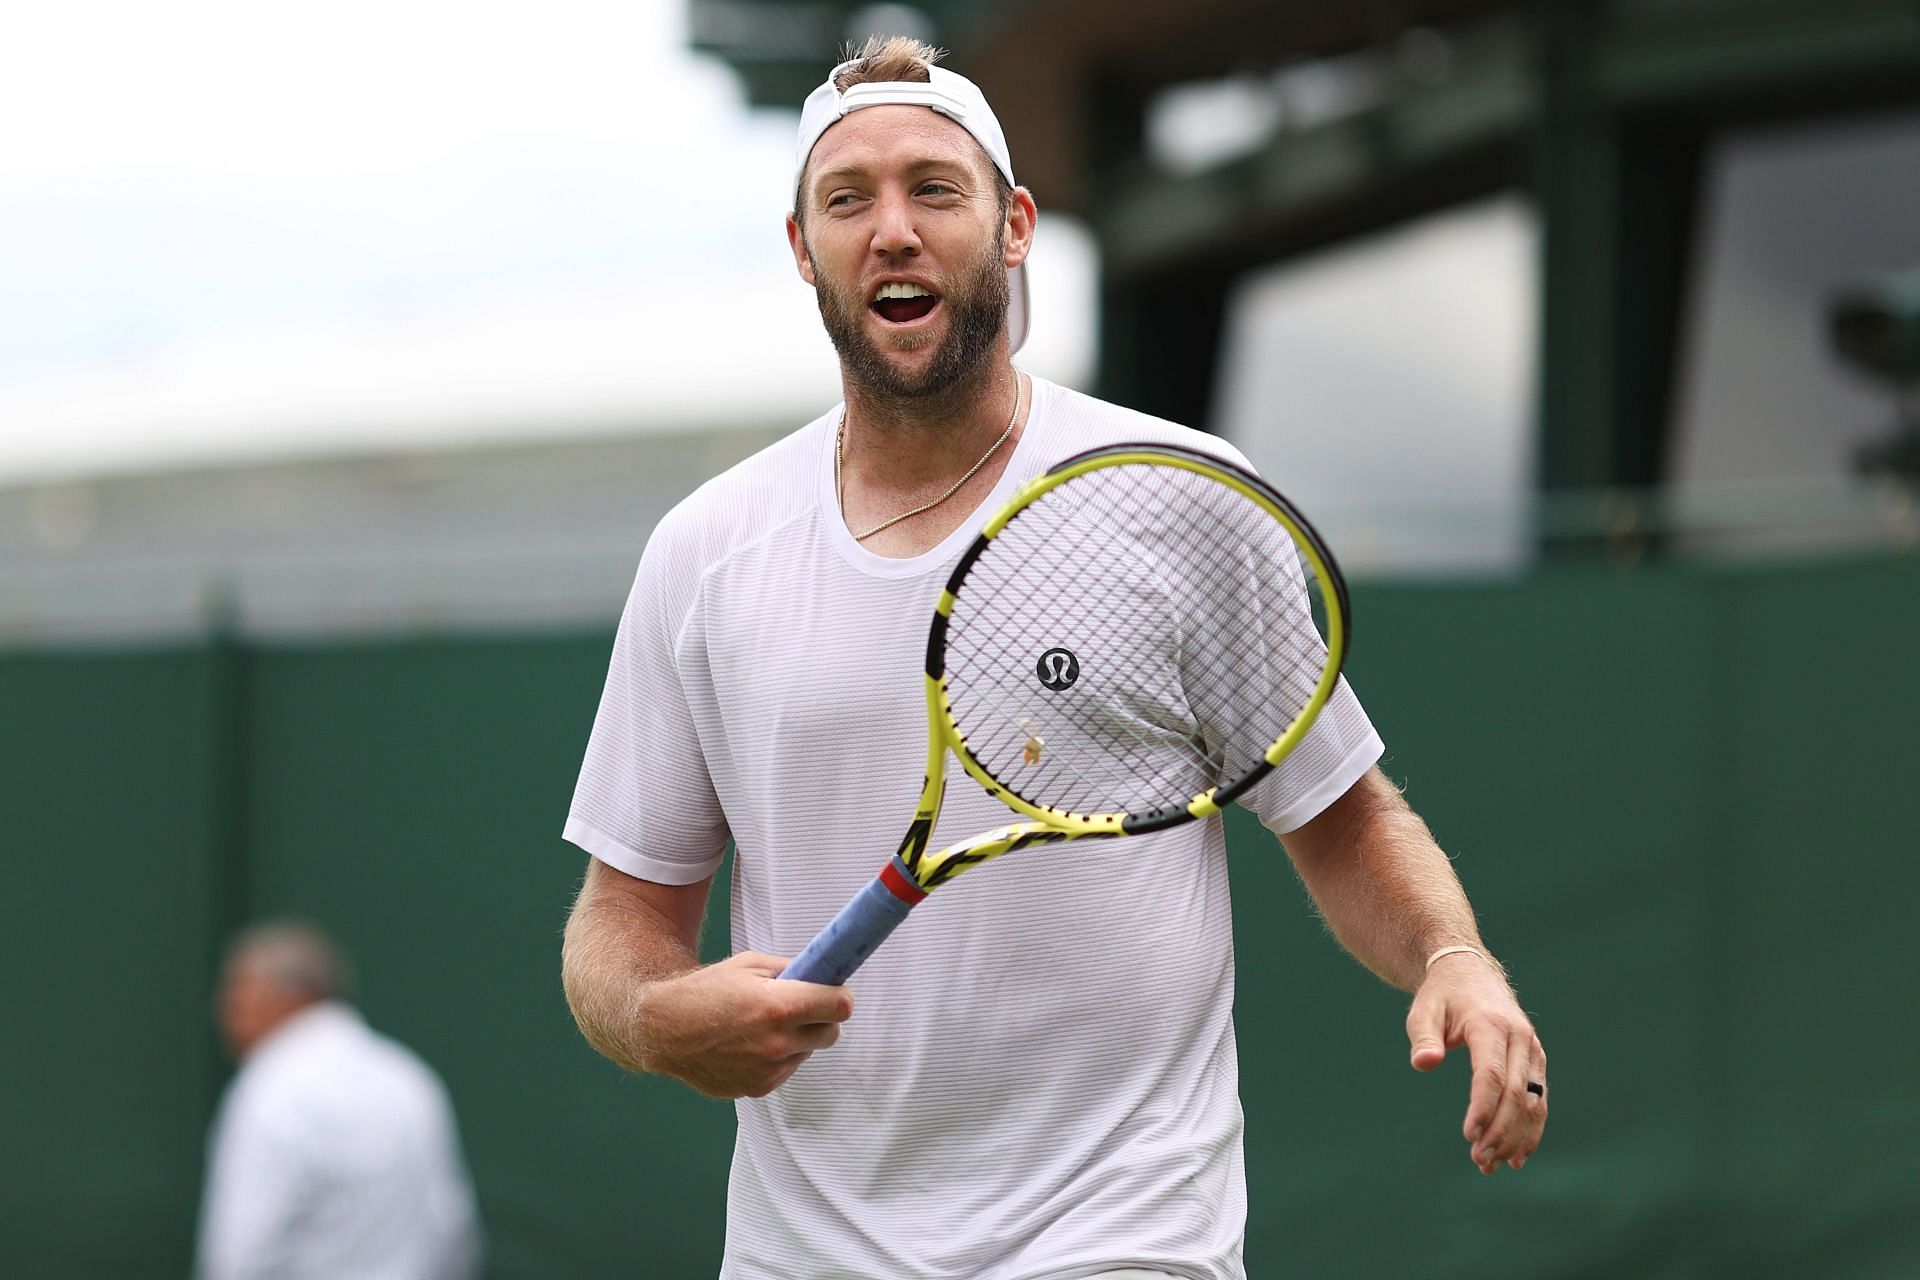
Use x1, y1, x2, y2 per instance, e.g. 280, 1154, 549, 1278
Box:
562, 36, 1546, 1279
196, 921, 481, 1280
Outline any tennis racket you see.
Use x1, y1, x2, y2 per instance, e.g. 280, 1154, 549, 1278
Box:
780, 441, 1351, 985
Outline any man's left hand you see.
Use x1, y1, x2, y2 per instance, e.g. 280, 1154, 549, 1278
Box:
1405, 952, 1546, 1174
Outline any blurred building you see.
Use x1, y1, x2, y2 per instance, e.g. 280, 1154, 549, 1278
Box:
6, 0, 1918, 651
700, 0, 1920, 568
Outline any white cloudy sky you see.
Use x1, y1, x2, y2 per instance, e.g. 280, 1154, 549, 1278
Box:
0, 0, 1095, 480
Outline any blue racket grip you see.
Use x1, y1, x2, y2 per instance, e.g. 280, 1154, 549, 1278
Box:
779, 857, 925, 986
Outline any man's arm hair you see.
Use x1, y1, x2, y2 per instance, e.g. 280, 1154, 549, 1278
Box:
1285, 767, 1546, 1175
560, 858, 712, 1073
1278, 766, 1503, 993
560, 856, 856, 1098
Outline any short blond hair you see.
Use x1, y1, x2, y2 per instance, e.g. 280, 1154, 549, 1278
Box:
833, 35, 945, 90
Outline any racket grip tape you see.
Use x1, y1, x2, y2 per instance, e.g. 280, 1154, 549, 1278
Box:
779, 857, 927, 986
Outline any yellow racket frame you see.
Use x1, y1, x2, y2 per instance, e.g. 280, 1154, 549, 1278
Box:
896, 443, 1350, 889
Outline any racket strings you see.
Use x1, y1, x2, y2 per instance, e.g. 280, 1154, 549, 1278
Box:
980, 611, 1202, 796
943, 461, 1333, 820
952, 488, 1203, 809
946, 676, 1150, 812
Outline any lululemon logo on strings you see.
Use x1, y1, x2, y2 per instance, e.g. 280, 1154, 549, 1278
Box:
1036, 648, 1080, 691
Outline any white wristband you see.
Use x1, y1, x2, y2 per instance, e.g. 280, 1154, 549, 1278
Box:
1424, 945, 1489, 973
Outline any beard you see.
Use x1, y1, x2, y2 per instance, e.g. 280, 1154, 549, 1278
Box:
810, 227, 1010, 399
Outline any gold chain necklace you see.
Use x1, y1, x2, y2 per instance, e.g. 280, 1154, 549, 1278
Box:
836, 372, 1024, 541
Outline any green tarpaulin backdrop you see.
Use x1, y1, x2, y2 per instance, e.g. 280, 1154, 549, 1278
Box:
3, 554, 1915, 1277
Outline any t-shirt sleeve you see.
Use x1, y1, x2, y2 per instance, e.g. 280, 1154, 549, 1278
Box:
1236, 673, 1382, 834
1171, 464, 1383, 836
563, 522, 729, 885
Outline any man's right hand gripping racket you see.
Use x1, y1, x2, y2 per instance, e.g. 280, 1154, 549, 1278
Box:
781, 442, 1351, 985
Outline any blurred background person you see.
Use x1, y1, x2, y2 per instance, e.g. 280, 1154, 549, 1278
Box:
196, 920, 482, 1280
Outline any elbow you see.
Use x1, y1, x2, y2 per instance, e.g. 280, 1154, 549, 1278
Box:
559, 867, 621, 1030
558, 894, 591, 1019
558, 903, 635, 1071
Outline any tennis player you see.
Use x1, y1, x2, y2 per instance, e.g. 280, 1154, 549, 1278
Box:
561, 37, 1546, 1280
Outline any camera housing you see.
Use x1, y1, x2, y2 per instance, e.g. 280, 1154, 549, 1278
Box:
1828, 270, 1920, 478
1830, 271, 1920, 387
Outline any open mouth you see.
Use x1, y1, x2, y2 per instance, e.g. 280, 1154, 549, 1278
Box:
871, 281, 940, 324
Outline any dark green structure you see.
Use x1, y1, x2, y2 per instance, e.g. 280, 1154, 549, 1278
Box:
5, 552, 1917, 1277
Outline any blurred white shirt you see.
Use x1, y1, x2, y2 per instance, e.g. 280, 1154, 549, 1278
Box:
195, 1002, 481, 1280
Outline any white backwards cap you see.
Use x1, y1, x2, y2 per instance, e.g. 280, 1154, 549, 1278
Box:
795, 60, 1030, 353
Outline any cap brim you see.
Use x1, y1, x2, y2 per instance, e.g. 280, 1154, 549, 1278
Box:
1007, 264, 1030, 355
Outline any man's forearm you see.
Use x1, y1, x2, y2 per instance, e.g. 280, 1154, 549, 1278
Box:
560, 875, 700, 1073
1281, 768, 1499, 993
559, 860, 856, 1098
1284, 770, 1547, 1175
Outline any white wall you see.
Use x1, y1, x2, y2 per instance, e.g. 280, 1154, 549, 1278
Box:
1213, 197, 1539, 576
1674, 106, 1920, 488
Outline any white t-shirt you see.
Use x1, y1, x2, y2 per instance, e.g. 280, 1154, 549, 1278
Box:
196, 1003, 482, 1280
565, 376, 1383, 1280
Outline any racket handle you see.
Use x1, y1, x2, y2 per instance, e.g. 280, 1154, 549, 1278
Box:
779, 856, 927, 986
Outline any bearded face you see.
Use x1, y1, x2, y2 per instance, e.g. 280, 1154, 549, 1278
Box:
806, 218, 1010, 399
